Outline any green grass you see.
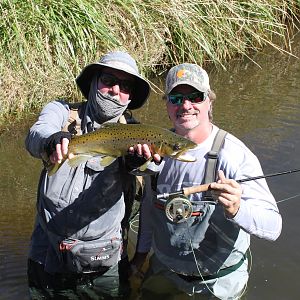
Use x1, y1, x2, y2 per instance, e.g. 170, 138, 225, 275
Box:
0, 0, 299, 126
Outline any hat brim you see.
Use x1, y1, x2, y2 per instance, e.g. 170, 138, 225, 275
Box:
166, 80, 209, 94
76, 63, 150, 110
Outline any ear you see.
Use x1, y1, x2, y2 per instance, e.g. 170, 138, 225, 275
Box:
208, 98, 212, 108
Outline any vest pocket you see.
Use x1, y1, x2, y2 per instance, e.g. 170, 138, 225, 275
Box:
59, 237, 122, 273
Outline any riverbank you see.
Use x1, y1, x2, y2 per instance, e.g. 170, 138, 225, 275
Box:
0, 0, 299, 126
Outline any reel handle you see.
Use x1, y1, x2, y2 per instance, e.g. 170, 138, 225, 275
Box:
182, 183, 211, 196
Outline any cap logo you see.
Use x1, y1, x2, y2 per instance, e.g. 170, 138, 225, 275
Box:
176, 69, 189, 79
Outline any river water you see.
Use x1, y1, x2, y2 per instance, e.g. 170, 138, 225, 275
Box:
1, 34, 300, 299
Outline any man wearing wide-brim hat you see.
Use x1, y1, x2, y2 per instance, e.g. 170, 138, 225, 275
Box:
76, 50, 150, 111
25, 51, 153, 299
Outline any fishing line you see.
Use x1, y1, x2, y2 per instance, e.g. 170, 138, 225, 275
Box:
276, 193, 300, 204
129, 212, 140, 235
185, 222, 216, 297
185, 220, 252, 299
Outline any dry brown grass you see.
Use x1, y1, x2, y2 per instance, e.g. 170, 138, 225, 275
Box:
0, 0, 299, 127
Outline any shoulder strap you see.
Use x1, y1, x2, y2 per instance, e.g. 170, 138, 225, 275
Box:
63, 102, 129, 135
204, 129, 227, 183
62, 102, 85, 136
203, 129, 227, 200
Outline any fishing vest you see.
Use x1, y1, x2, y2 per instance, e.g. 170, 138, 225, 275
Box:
62, 101, 129, 135
64, 102, 143, 250
38, 101, 143, 273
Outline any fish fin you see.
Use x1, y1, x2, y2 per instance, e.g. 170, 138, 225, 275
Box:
68, 154, 93, 167
41, 151, 64, 176
99, 156, 117, 167
47, 163, 63, 176
138, 158, 152, 172
176, 153, 197, 162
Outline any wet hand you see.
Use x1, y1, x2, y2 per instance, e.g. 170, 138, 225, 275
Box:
44, 131, 72, 164
50, 137, 71, 164
210, 170, 242, 218
128, 144, 161, 163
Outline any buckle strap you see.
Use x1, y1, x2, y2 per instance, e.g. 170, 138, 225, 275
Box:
202, 129, 227, 201
207, 151, 218, 159
177, 249, 249, 282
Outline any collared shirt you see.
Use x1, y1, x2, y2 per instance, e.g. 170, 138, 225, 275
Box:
137, 125, 282, 276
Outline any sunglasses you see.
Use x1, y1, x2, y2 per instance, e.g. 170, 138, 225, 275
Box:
167, 91, 207, 105
99, 73, 134, 93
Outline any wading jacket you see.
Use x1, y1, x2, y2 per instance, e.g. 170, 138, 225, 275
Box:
25, 100, 137, 274
137, 125, 282, 276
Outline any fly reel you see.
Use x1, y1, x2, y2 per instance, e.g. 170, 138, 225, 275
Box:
165, 195, 193, 223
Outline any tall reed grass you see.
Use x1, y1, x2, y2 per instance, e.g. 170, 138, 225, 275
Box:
0, 0, 299, 125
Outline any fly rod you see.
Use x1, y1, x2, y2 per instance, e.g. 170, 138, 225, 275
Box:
157, 168, 300, 199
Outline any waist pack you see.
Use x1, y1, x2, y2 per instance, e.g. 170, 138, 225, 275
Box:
58, 236, 122, 273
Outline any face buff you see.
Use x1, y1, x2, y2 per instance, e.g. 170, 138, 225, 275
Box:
86, 76, 131, 125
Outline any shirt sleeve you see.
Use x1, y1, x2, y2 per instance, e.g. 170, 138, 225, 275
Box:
232, 172, 282, 241
25, 100, 69, 158
222, 140, 282, 241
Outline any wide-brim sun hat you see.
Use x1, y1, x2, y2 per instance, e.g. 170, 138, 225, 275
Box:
165, 63, 210, 95
76, 51, 150, 110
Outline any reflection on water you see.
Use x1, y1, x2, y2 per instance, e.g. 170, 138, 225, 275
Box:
2, 33, 300, 299
0, 126, 40, 300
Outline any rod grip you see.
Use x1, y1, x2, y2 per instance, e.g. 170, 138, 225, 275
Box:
182, 183, 211, 196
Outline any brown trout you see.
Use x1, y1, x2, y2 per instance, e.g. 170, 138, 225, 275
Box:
46, 123, 197, 175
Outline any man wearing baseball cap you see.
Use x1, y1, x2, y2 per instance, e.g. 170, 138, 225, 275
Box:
131, 63, 282, 299
25, 51, 154, 299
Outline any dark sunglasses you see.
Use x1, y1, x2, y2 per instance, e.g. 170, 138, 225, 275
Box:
99, 73, 134, 93
167, 91, 207, 105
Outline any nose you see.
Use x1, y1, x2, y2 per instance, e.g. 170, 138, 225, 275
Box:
181, 98, 193, 109
109, 84, 120, 95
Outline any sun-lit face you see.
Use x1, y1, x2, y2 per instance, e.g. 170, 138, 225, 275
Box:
166, 84, 211, 135
97, 67, 135, 104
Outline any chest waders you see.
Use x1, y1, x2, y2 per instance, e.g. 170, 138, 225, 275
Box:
161, 129, 228, 224
153, 128, 250, 281
38, 102, 142, 272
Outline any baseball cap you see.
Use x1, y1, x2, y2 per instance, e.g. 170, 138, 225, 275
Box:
165, 63, 210, 94
76, 51, 150, 110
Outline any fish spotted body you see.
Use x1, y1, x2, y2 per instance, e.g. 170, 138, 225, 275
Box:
46, 123, 197, 175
